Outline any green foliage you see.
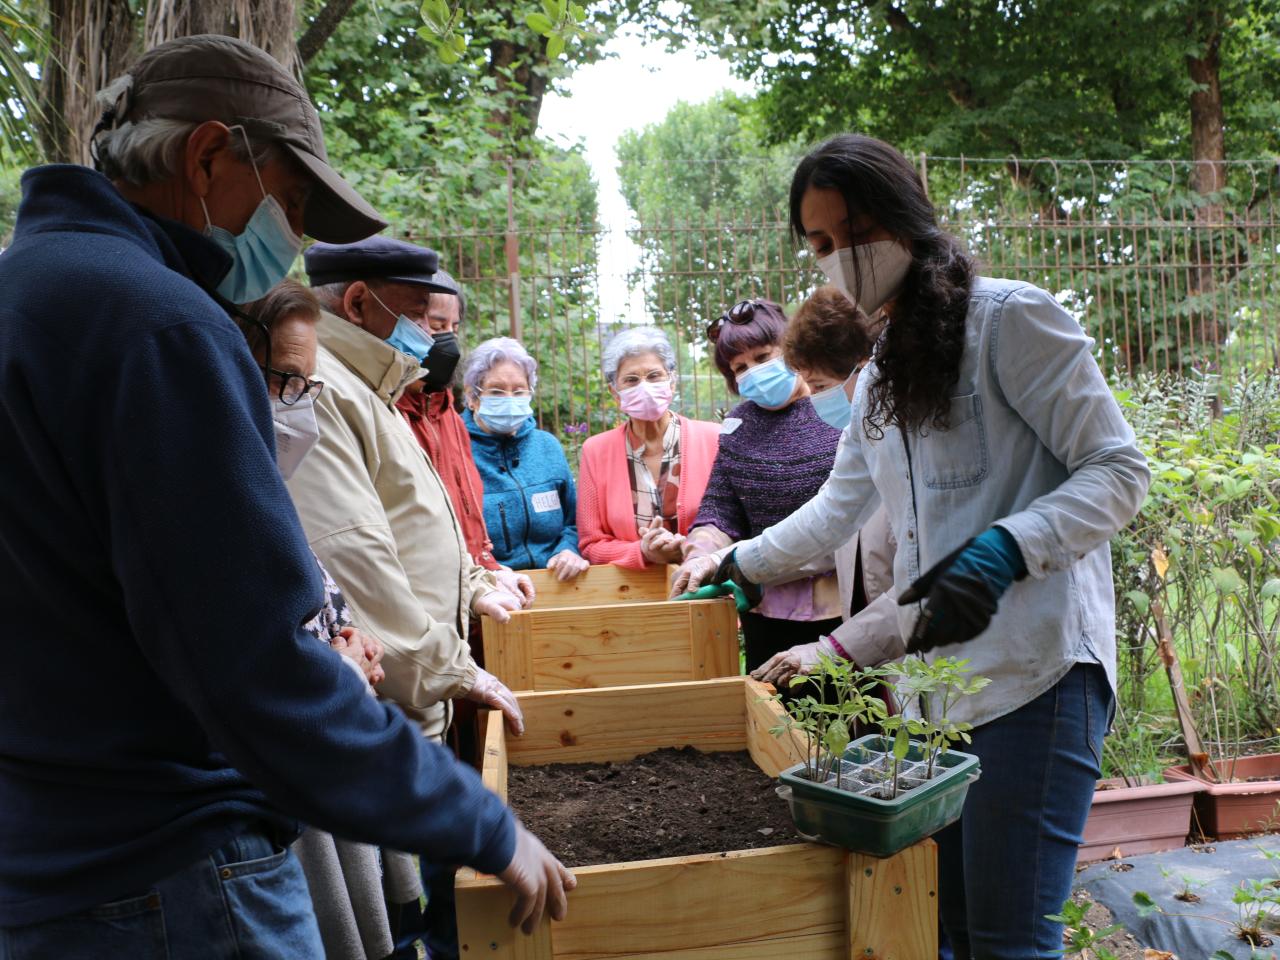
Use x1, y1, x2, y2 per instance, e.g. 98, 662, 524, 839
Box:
0, 0, 45, 164
1048, 897, 1122, 960
616, 91, 806, 341
417, 0, 591, 64
622, 0, 1280, 165
1110, 372, 1280, 765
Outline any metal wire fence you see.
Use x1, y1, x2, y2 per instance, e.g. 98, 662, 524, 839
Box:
400, 155, 1280, 462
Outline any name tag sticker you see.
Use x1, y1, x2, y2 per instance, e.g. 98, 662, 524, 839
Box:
531, 490, 561, 513
720, 417, 743, 435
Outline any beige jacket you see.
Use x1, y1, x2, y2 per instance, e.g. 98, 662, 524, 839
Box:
828, 505, 904, 667
286, 311, 495, 738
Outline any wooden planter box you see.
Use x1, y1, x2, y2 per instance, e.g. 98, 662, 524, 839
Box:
1164, 753, 1280, 839
456, 677, 939, 960
481, 565, 739, 692
516, 564, 679, 608
1077, 777, 1202, 863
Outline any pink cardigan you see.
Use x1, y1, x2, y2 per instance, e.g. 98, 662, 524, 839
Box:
577, 416, 722, 569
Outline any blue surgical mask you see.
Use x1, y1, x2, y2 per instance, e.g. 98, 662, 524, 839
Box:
367, 289, 435, 362
809, 373, 856, 430
737, 356, 798, 409
478, 395, 533, 435
201, 126, 302, 303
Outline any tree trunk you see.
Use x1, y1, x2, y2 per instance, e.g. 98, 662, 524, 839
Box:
144, 0, 300, 74
40, 0, 137, 164
487, 31, 548, 148
296, 0, 358, 66
1185, 1, 1227, 358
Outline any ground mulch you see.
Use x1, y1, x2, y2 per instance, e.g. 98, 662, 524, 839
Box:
507, 746, 800, 867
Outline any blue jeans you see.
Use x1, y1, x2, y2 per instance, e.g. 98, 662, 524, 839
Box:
388, 858, 458, 960
935, 662, 1112, 959
1, 828, 322, 959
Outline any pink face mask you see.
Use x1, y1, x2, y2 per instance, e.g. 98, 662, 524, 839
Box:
618, 380, 673, 421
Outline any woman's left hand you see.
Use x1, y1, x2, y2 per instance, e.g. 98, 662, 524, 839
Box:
546, 550, 589, 581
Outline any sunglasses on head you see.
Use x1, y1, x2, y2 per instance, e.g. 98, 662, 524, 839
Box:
706, 299, 761, 342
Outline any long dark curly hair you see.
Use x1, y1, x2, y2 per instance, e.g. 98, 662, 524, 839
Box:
789, 135, 975, 437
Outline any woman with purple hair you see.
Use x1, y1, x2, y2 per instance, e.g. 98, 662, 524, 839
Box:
668, 299, 844, 671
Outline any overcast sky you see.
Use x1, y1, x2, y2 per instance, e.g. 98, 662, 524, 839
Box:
539, 28, 753, 324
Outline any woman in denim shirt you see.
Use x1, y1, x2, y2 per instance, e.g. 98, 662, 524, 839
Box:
724, 135, 1151, 959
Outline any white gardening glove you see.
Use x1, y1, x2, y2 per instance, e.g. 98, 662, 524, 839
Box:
639, 516, 686, 565
494, 568, 536, 608
497, 822, 577, 933
668, 553, 722, 598
751, 640, 825, 687
466, 666, 525, 735
474, 588, 523, 624
546, 550, 589, 582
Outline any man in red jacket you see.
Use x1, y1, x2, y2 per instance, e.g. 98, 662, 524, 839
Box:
394, 268, 534, 604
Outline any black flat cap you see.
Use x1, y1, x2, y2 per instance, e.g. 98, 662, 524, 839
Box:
304, 236, 453, 291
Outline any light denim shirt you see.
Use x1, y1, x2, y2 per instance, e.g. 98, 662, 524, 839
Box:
737, 278, 1150, 728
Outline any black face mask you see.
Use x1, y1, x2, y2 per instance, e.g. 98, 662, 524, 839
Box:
421, 331, 461, 392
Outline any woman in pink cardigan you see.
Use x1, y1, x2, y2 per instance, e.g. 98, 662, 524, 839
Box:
577, 327, 721, 569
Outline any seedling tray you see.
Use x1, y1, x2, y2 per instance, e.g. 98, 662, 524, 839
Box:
779, 734, 980, 857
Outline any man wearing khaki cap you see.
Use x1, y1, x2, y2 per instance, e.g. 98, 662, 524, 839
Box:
0, 34, 572, 956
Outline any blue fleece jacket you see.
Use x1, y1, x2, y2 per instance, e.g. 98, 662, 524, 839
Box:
0, 166, 514, 926
463, 409, 580, 569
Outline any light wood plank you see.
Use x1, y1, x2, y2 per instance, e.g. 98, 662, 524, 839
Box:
484, 612, 535, 691
521, 564, 675, 608
689, 597, 740, 680
743, 678, 809, 777
481, 709, 508, 802
455, 883, 553, 960
549, 845, 845, 960
506, 678, 749, 766
529, 602, 694, 659
530, 649, 696, 691
847, 839, 938, 960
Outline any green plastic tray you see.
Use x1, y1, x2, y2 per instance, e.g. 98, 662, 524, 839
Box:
778, 734, 980, 857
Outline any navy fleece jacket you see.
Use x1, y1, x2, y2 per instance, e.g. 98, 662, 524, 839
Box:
463, 409, 580, 569
0, 166, 514, 926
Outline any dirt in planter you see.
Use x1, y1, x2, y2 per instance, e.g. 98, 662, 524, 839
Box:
506, 746, 800, 867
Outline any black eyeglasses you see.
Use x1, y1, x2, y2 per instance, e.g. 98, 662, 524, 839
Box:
261, 365, 325, 405
706, 299, 760, 342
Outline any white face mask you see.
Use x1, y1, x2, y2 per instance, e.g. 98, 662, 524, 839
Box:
816, 241, 912, 314
272, 394, 320, 480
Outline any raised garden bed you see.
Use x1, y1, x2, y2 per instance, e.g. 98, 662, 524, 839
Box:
1078, 777, 1203, 863
480, 565, 738, 692
455, 677, 939, 959
1164, 753, 1280, 839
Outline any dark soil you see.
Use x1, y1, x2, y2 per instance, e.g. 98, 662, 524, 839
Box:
507, 746, 800, 867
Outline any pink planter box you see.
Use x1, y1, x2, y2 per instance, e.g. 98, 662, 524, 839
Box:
1078, 777, 1203, 863
1163, 753, 1280, 839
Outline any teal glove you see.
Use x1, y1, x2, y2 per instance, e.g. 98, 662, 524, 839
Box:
674, 581, 754, 614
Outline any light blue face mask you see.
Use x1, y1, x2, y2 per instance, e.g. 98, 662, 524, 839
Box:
201, 126, 303, 304
736, 356, 798, 409
809, 372, 856, 430
365, 288, 434, 362
478, 395, 533, 435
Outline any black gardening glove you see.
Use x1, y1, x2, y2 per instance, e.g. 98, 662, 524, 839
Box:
898, 537, 1000, 654
712, 548, 763, 610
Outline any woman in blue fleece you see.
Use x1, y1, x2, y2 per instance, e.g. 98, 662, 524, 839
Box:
462, 338, 589, 580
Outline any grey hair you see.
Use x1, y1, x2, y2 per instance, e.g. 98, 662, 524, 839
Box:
93, 74, 275, 186
311, 281, 355, 316
600, 326, 677, 386
463, 337, 539, 398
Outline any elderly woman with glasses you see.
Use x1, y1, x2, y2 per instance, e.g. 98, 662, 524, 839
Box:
668, 298, 845, 672
577, 327, 721, 569
462, 337, 587, 581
